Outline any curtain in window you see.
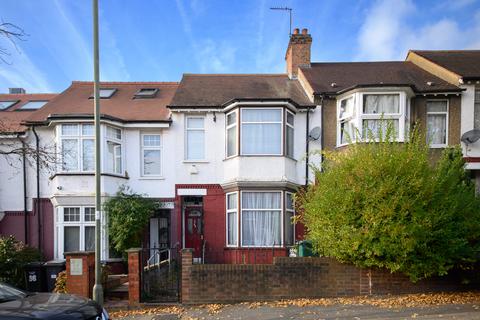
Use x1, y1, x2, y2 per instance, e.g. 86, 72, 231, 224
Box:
241, 109, 282, 155
187, 130, 204, 159
241, 192, 281, 246
144, 150, 161, 175
363, 94, 399, 114
82, 139, 94, 171
227, 126, 236, 157
427, 114, 447, 145
62, 139, 78, 171
227, 212, 237, 245
64, 226, 80, 252
84, 226, 95, 251
363, 119, 399, 139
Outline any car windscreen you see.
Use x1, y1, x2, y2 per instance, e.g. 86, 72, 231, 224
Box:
0, 283, 27, 302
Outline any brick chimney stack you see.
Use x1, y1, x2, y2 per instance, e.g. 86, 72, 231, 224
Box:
285, 28, 312, 79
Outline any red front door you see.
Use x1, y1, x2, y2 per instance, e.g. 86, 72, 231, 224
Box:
184, 206, 203, 258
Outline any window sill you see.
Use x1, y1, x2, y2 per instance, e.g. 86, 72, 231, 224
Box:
183, 160, 210, 164
430, 145, 447, 149
138, 176, 165, 180
50, 172, 129, 180
223, 155, 297, 161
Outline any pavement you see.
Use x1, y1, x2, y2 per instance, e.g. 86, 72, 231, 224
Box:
110, 303, 480, 319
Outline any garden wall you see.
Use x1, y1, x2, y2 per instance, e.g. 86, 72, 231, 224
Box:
180, 249, 472, 304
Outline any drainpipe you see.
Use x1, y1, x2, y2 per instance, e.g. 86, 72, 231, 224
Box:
32, 126, 41, 252
21, 138, 28, 245
305, 107, 310, 186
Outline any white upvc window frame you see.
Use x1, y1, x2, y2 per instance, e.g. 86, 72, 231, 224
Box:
337, 96, 356, 147
240, 107, 284, 156
284, 191, 295, 246
141, 133, 162, 177
58, 123, 95, 173
285, 109, 295, 158
225, 110, 238, 158
105, 125, 123, 175
225, 191, 239, 247
426, 99, 449, 148
56, 206, 96, 258
239, 190, 284, 248
185, 115, 206, 161
336, 91, 407, 147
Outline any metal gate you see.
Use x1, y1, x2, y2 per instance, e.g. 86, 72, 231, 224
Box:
140, 247, 180, 302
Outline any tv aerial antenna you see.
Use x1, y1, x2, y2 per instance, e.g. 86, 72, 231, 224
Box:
270, 6, 293, 36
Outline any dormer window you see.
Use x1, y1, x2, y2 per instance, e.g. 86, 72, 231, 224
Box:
0, 100, 18, 110
18, 100, 48, 110
90, 88, 117, 99
134, 88, 158, 98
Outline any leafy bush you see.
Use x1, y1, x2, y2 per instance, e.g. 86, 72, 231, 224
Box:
0, 236, 43, 288
104, 186, 155, 256
299, 128, 480, 281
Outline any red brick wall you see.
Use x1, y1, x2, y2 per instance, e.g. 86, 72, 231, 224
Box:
0, 198, 54, 260
127, 249, 141, 305
65, 252, 95, 299
181, 252, 473, 304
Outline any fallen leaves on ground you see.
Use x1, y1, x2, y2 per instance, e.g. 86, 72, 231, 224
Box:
108, 291, 480, 318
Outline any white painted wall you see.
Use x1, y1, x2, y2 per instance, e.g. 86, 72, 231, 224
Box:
460, 85, 480, 165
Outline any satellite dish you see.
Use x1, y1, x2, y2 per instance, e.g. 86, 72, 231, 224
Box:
461, 129, 480, 144
308, 126, 321, 141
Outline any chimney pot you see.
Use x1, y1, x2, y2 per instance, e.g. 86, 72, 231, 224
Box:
293, 28, 299, 35
301, 28, 308, 35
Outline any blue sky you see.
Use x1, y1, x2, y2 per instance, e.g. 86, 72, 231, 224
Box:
0, 0, 479, 93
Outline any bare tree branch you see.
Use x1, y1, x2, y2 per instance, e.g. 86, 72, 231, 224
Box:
0, 21, 28, 64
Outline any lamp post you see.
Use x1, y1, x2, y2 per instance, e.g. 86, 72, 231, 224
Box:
92, 0, 103, 305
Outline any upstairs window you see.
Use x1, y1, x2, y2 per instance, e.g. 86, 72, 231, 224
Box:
142, 134, 161, 176
91, 88, 117, 99
241, 108, 282, 155
226, 111, 237, 157
362, 94, 400, 139
185, 116, 205, 160
475, 87, 480, 130
60, 124, 94, 172
106, 126, 122, 174
0, 100, 18, 110
339, 97, 355, 145
19, 100, 48, 110
134, 88, 158, 98
285, 110, 295, 157
426, 100, 448, 147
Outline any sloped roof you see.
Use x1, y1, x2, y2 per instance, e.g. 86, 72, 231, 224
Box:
0, 93, 57, 133
410, 50, 480, 80
27, 81, 179, 124
169, 74, 314, 108
300, 61, 461, 95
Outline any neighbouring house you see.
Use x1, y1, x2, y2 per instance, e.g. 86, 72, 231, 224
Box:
0, 28, 478, 266
0, 89, 58, 260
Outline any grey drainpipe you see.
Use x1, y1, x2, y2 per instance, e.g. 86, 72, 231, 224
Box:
21, 138, 28, 245
32, 126, 41, 252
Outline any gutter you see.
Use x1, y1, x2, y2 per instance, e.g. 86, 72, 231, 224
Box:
32, 126, 41, 252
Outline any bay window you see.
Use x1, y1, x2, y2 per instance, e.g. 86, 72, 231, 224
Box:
185, 116, 205, 160
337, 92, 406, 146
285, 192, 295, 246
474, 87, 480, 130
426, 100, 448, 147
58, 207, 95, 255
60, 124, 94, 172
142, 134, 162, 176
286, 110, 294, 157
106, 126, 122, 174
226, 192, 238, 246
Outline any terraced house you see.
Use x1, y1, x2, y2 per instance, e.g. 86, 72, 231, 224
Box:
0, 28, 479, 267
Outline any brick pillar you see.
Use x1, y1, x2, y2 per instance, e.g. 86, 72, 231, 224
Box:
65, 251, 95, 299
127, 248, 142, 305
181, 248, 193, 304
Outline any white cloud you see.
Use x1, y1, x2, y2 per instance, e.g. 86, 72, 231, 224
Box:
356, 0, 480, 61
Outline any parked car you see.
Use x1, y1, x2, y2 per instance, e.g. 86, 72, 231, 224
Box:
0, 282, 108, 319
